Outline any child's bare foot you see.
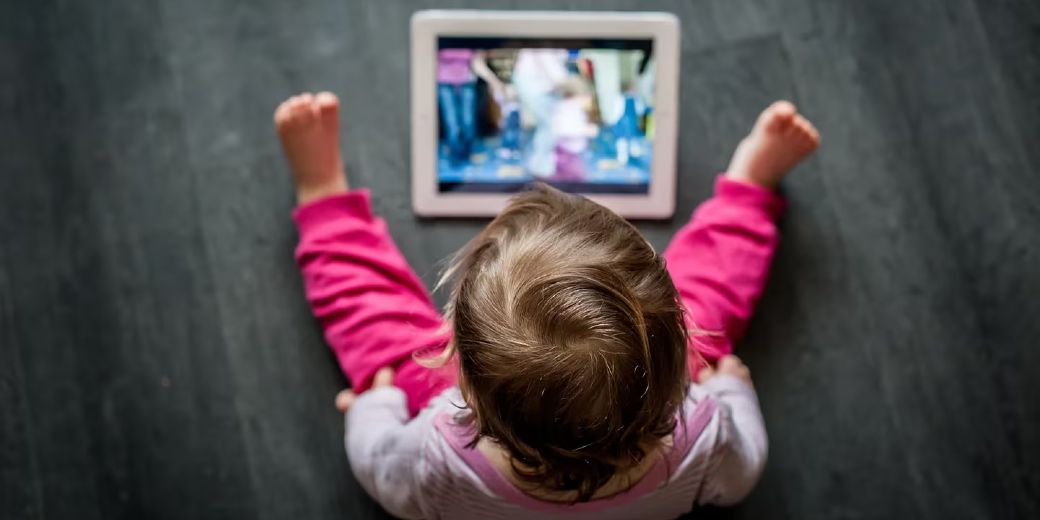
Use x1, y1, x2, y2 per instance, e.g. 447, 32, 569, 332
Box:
726, 101, 820, 190
274, 92, 348, 204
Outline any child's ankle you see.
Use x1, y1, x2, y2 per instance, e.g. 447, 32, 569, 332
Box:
725, 170, 780, 191
297, 177, 348, 205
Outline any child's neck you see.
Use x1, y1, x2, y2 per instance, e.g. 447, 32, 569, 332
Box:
476, 436, 671, 502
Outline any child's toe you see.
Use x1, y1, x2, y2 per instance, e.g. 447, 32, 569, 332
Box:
787, 117, 811, 140
316, 92, 340, 129
274, 93, 325, 134
316, 91, 339, 109
761, 101, 797, 132
273, 100, 293, 126
288, 95, 318, 125
769, 100, 797, 118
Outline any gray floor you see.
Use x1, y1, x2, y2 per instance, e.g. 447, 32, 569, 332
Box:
2, 0, 1038, 518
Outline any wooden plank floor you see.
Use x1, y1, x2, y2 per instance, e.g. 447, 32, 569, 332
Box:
1, 0, 1038, 518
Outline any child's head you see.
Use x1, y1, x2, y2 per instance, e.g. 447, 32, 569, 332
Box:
440, 184, 689, 501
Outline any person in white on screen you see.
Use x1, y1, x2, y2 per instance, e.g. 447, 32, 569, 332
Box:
512, 48, 569, 178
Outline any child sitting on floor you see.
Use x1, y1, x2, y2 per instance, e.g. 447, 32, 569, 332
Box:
274, 92, 819, 519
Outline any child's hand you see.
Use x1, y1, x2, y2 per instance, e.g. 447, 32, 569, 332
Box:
334, 367, 395, 412
697, 355, 753, 387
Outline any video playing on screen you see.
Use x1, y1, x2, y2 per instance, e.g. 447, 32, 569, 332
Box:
436, 37, 655, 194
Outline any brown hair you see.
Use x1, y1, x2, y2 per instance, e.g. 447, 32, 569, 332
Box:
436, 184, 689, 502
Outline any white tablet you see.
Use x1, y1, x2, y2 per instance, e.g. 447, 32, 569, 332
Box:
411, 10, 680, 218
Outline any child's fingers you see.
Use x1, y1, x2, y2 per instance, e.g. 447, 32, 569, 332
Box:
697, 365, 716, 382
335, 389, 356, 412
335, 367, 395, 412
372, 366, 395, 387
717, 355, 745, 372
717, 355, 752, 384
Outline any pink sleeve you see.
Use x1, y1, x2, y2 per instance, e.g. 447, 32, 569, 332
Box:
293, 190, 454, 414
663, 176, 785, 377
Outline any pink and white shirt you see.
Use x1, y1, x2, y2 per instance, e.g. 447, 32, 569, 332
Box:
346, 376, 765, 519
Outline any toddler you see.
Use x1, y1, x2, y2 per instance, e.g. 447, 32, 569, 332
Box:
274, 92, 819, 519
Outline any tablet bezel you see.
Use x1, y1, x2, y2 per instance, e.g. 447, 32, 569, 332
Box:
411, 10, 679, 218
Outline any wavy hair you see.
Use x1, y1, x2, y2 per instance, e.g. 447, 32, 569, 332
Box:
433, 184, 689, 502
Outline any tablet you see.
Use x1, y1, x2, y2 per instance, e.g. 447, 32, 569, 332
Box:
411, 10, 680, 218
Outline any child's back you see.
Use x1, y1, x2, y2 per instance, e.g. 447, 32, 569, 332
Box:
348, 381, 753, 518
275, 92, 819, 519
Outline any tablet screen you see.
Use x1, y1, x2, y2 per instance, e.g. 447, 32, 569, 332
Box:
435, 37, 655, 194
